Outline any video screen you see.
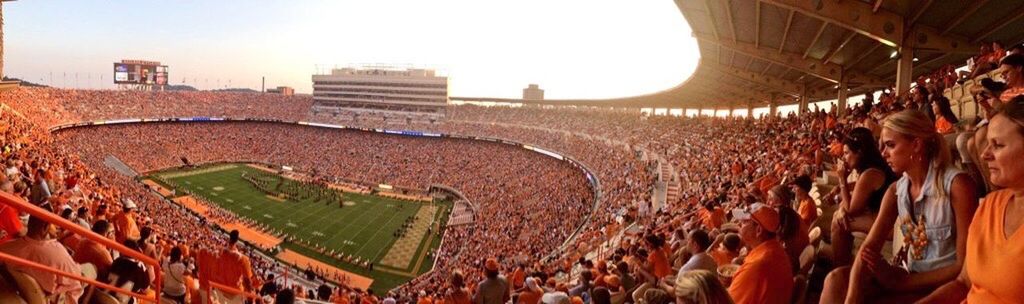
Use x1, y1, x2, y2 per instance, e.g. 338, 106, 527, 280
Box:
113, 62, 168, 85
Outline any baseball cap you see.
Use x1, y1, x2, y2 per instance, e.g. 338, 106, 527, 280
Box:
731, 203, 780, 233
122, 198, 137, 209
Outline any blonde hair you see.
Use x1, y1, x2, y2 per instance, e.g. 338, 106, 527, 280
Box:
883, 110, 953, 199
674, 270, 734, 304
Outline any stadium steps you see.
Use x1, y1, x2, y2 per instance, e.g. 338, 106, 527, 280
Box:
657, 159, 682, 206
103, 155, 138, 177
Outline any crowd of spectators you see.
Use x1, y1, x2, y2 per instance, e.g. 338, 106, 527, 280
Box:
1, 49, 1023, 304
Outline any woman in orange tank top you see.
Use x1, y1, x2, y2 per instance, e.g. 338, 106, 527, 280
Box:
920, 97, 1024, 303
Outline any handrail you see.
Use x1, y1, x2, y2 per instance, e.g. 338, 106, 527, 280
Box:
209, 281, 261, 300
0, 191, 162, 302
0, 251, 155, 302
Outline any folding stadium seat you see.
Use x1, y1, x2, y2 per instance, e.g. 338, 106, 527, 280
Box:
90, 290, 120, 304
0, 269, 27, 304
4, 268, 47, 304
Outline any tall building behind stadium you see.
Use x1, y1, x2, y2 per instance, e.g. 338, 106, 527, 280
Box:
312, 66, 449, 120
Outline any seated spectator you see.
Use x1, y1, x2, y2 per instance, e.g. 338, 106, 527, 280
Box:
673, 270, 733, 304
112, 199, 140, 243
0, 215, 84, 302
776, 206, 808, 272
920, 96, 1024, 303
611, 261, 636, 302
932, 96, 959, 135
727, 203, 793, 304
518, 277, 543, 304
679, 229, 716, 274
708, 233, 741, 266
582, 287, 605, 304
830, 127, 896, 267
108, 240, 151, 295
787, 175, 817, 228
0, 180, 25, 241
697, 202, 725, 231
1000, 54, 1024, 102
821, 110, 978, 303
162, 246, 188, 304
968, 78, 1011, 194
72, 219, 115, 279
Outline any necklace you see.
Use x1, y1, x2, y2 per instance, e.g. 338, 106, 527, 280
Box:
900, 214, 929, 261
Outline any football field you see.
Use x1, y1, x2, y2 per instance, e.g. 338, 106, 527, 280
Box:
147, 163, 450, 291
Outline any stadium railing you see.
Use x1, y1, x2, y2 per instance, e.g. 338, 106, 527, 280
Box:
0, 191, 162, 303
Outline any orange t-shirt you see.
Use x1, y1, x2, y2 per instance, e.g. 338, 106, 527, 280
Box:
113, 212, 140, 243
201, 247, 253, 292
999, 87, 1024, 103
728, 240, 793, 304
797, 198, 817, 227
709, 247, 737, 266
648, 249, 672, 279
700, 208, 726, 230
0, 205, 24, 242
964, 190, 1024, 303
511, 267, 526, 289
936, 116, 955, 134
518, 289, 543, 304
417, 296, 433, 304
444, 288, 472, 304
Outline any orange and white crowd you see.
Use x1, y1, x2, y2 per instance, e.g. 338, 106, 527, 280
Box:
0, 52, 1022, 303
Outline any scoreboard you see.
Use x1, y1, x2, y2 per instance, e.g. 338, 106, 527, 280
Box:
113, 60, 168, 85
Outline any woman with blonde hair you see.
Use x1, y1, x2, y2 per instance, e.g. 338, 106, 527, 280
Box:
820, 110, 978, 303
673, 270, 733, 304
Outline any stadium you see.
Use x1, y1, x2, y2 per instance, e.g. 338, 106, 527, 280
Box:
0, 1, 1023, 304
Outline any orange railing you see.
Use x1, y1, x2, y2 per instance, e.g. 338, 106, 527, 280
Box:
0, 191, 162, 303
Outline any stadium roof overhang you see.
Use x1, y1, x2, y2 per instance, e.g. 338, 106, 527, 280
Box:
454, 0, 1024, 109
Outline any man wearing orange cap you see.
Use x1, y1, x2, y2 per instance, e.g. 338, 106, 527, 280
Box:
728, 203, 793, 304
473, 258, 510, 304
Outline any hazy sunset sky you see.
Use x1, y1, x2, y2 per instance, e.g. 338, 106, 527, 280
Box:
4, 0, 699, 99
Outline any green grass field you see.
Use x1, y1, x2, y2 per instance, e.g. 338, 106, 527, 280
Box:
147, 163, 450, 292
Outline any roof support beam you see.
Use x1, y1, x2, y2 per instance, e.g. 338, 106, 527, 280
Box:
908, 26, 977, 54
971, 5, 1024, 44
803, 22, 829, 59
941, 1, 989, 35
872, 0, 883, 13
907, 0, 933, 27
695, 34, 885, 86
761, 0, 903, 47
755, 1, 761, 48
704, 61, 806, 96
918, 53, 950, 68
687, 85, 765, 105
848, 44, 883, 67
702, 0, 720, 40
745, 56, 756, 71
779, 9, 795, 54
823, 31, 858, 63
760, 62, 773, 76
724, 0, 738, 42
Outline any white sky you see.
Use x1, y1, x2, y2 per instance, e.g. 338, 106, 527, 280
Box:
4, 0, 700, 99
